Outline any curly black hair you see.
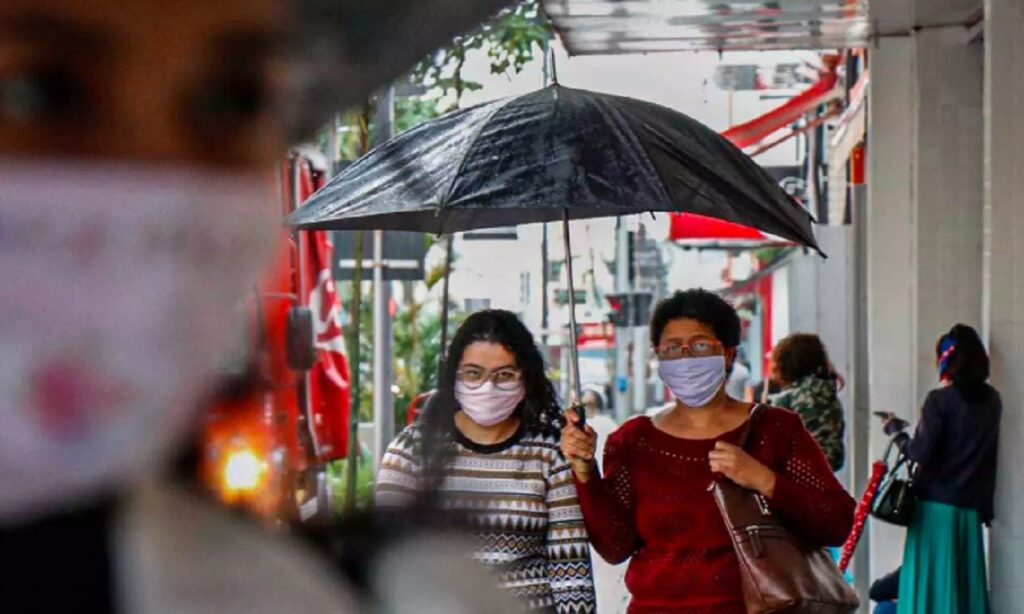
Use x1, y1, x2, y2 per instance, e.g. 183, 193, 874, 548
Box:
649, 288, 741, 348
417, 309, 562, 492
937, 323, 991, 402
771, 333, 834, 386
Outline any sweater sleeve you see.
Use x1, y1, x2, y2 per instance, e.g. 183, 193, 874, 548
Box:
573, 425, 642, 565
906, 391, 942, 465
768, 411, 856, 547
545, 453, 597, 614
374, 427, 422, 508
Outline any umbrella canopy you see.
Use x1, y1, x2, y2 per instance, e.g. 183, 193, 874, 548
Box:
287, 84, 820, 253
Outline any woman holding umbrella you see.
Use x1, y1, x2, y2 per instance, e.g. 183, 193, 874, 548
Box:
375, 309, 596, 613
561, 289, 855, 613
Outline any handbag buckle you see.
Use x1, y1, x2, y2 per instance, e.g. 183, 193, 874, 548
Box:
747, 525, 765, 558
754, 493, 772, 517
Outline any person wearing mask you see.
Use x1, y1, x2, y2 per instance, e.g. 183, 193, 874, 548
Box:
888, 324, 1000, 614
769, 333, 846, 472
375, 310, 596, 613
0, 1, 362, 611
724, 354, 751, 401
0, 2, 524, 612
560, 289, 855, 613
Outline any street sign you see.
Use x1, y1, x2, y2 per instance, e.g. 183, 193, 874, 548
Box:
463, 226, 518, 240
333, 231, 426, 281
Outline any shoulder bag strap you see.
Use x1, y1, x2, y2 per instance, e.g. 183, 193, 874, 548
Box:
735, 404, 763, 452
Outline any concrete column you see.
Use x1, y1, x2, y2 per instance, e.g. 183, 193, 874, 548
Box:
786, 227, 854, 488
865, 28, 984, 580
866, 36, 919, 580
984, 0, 1024, 608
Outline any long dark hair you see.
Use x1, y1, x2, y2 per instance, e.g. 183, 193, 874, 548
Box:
418, 309, 562, 490
936, 323, 991, 402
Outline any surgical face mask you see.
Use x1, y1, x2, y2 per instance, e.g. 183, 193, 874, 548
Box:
455, 381, 525, 427
0, 161, 276, 522
657, 355, 727, 407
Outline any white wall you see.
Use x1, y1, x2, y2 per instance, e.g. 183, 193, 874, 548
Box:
984, 0, 1024, 609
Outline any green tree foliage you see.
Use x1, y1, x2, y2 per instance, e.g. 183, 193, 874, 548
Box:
410, 1, 552, 108
337, 0, 550, 434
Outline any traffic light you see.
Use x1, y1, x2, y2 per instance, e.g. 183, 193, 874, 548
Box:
605, 292, 653, 327
606, 293, 630, 326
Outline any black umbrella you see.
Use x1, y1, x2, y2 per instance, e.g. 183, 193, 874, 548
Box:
288, 84, 820, 405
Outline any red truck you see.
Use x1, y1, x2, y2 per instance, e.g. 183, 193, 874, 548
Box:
200, 149, 352, 522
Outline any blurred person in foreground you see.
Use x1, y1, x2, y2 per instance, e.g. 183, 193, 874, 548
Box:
375, 310, 597, 613
0, 2, 523, 613
888, 324, 1000, 614
561, 289, 854, 613
0, 1, 359, 611
769, 333, 846, 472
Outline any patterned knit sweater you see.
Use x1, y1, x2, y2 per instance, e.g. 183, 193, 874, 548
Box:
376, 423, 596, 613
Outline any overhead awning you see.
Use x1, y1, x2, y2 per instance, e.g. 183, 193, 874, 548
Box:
543, 0, 870, 55
669, 213, 793, 249
722, 61, 841, 149
669, 167, 806, 248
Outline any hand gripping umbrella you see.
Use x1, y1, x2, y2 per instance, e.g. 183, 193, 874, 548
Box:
287, 84, 821, 408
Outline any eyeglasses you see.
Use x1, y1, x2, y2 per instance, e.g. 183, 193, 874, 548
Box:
655, 337, 723, 360
455, 366, 524, 391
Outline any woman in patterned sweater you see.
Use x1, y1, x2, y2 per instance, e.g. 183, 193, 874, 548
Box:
375, 310, 596, 613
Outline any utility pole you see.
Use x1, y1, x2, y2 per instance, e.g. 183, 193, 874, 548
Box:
632, 224, 649, 413
613, 218, 631, 420
372, 87, 395, 466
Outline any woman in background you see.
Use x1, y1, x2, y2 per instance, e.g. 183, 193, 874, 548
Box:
769, 333, 846, 471
891, 323, 1000, 614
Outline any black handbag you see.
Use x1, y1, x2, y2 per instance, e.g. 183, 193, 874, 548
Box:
871, 438, 916, 526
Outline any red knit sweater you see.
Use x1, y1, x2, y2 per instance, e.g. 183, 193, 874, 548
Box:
574, 407, 855, 613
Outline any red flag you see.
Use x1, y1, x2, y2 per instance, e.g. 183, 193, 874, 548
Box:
296, 160, 352, 462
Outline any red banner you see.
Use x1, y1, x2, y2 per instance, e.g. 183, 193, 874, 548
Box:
295, 160, 352, 462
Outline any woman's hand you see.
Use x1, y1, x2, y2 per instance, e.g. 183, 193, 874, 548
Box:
709, 441, 777, 497
560, 408, 597, 483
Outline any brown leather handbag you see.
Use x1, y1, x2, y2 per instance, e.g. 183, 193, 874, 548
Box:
710, 406, 859, 613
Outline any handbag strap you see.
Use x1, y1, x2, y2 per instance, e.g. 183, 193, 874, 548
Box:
735, 404, 764, 452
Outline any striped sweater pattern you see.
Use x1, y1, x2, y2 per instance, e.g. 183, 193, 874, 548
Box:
376, 423, 596, 613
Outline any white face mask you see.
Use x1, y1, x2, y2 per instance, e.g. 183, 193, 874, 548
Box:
657, 355, 727, 407
0, 161, 276, 522
454, 381, 525, 427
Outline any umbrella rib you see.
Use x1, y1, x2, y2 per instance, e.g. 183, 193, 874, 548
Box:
437, 97, 519, 229
593, 95, 675, 212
